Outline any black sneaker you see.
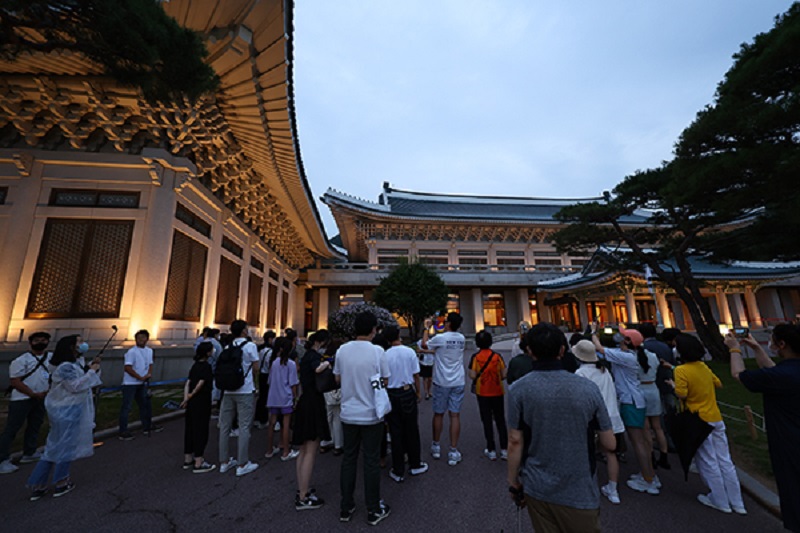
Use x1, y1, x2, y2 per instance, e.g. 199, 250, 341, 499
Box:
53, 481, 75, 498
192, 462, 216, 474
340, 506, 356, 522
143, 425, 164, 436
118, 431, 135, 441
295, 495, 324, 511
367, 502, 391, 526
30, 488, 48, 501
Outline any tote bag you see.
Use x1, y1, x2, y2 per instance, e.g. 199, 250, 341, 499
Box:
370, 350, 392, 419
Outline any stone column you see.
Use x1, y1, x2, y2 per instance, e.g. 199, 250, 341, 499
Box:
715, 290, 732, 327
669, 299, 685, 330
624, 292, 638, 325
744, 288, 763, 329
472, 288, 484, 332
517, 288, 530, 325
0, 155, 43, 342
655, 291, 672, 328
201, 211, 223, 328
730, 293, 747, 327
577, 294, 589, 331
238, 238, 252, 321
318, 288, 330, 330
604, 296, 615, 325
128, 169, 180, 339
538, 297, 551, 323
765, 289, 785, 323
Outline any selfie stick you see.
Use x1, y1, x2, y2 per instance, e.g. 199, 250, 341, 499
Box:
95, 325, 119, 359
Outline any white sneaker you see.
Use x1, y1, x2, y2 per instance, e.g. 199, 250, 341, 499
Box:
19, 452, 42, 464
731, 505, 747, 515
629, 472, 661, 489
601, 484, 620, 504
626, 476, 660, 495
236, 461, 259, 477
219, 458, 238, 474
0, 460, 19, 474
697, 493, 732, 513
409, 462, 429, 476
281, 449, 300, 461
265, 446, 281, 459
447, 449, 462, 466
483, 449, 497, 461
430, 442, 441, 459
274, 422, 281, 431
500, 450, 508, 461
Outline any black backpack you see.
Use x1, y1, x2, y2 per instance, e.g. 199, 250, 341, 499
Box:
214, 341, 252, 391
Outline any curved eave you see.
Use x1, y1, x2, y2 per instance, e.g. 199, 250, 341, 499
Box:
162, 0, 336, 261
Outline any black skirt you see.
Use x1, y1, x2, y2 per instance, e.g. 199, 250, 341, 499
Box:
291, 391, 331, 445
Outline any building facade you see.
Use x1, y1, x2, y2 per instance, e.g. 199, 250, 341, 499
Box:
0, 1, 338, 346
301, 184, 800, 336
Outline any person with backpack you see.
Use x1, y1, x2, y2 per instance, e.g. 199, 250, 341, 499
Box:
0, 332, 52, 474
265, 337, 300, 461
468, 330, 508, 461
216, 319, 260, 477
254, 330, 276, 429
181, 342, 216, 473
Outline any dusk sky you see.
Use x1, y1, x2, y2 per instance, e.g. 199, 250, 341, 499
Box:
292, 1, 795, 238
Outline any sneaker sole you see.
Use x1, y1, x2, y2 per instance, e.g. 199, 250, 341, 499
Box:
367, 510, 391, 526
340, 509, 356, 522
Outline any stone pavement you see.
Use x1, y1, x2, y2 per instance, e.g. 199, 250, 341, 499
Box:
0, 342, 786, 532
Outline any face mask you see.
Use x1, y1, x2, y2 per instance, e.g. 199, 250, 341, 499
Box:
31, 342, 48, 352
78, 342, 89, 354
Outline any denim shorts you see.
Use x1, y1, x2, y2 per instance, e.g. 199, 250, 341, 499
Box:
432, 384, 465, 414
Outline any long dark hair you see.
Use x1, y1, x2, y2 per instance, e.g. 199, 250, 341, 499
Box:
50, 335, 79, 366
636, 346, 650, 374
270, 337, 292, 366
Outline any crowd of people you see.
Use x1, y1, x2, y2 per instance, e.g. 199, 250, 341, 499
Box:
1, 314, 798, 531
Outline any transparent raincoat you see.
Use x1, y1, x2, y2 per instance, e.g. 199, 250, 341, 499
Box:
42, 362, 102, 463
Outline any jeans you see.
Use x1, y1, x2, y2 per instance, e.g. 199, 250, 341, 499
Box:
0, 398, 46, 461
386, 387, 422, 475
341, 422, 383, 513
477, 395, 508, 452
28, 460, 71, 488
119, 384, 152, 432
218, 393, 254, 464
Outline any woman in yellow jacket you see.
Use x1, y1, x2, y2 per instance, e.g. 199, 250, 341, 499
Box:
668, 334, 746, 515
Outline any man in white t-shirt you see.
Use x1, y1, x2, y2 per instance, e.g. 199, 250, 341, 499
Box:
333, 311, 391, 526
0, 332, 52, 474
218, 319, 260, 477
421, 312, 466, 466
118, 330, 161, 440
384, 325, 428, 482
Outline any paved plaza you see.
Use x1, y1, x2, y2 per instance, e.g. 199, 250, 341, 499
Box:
0, 387, 784, 533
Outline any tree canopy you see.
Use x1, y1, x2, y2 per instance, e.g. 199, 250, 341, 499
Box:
372, 260, 450, 339
0, 0, 218, 103
553, 3, 800, 359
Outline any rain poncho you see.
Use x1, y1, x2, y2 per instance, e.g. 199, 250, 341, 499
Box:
42, 362, 102, 463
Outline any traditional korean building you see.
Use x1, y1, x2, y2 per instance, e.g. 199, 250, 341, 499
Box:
304, 183, 800, 335
0, 1, 339, 346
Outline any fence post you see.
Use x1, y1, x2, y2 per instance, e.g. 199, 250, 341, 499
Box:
744, 405, 758, 441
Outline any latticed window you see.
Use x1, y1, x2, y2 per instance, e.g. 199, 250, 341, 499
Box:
163, 230, 208, 321
215, 257, 241, 325
27, 219, 134, 318
247, 272, 263, 327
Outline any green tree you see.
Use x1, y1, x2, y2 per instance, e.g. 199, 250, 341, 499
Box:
553, 3, 800, 359
372, 260, 450, 339
0, 0, 218, 102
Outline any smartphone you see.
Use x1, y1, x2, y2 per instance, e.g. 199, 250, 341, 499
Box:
733, 327, 749, 338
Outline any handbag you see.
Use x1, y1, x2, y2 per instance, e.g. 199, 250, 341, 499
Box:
371, 350, 392, 419
315, 365, 338, 393
470, 351, 497, 394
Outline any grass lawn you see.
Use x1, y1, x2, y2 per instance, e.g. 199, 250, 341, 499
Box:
706, 359, 776, 492
0, 385, 185, 455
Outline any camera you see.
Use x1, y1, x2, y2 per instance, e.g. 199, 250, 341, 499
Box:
732, 327, 749, 338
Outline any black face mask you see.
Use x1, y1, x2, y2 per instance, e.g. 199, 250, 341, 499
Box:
31, 342, 48, 352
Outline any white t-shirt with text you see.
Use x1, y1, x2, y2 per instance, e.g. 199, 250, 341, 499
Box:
334, 340, 390, 425
427, 331, 466, 387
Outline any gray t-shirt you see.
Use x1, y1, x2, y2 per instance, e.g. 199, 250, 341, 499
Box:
508, 369, 612, 510
334, 340, 390, 425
